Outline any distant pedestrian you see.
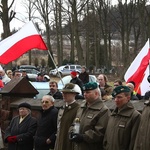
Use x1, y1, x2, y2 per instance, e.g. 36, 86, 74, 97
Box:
6, 70, 13, 79
97, 74, 113, 100
36, 73, 45, 82
78, 66, 89, 84
126, 82, 139, 100
113, 79, 122, 88
21, 70, 30, 81
70, 71, 84, 95
12, 70, 22, 79
0, 69, 11, 84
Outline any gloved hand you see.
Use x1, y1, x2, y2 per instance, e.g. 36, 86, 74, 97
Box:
69, 133, 83, 143
7, 136, 17, 143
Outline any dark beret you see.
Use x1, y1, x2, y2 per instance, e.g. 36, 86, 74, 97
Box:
18, 102, 31, 110
83, 82, 98, 91
112, 85, 130, 97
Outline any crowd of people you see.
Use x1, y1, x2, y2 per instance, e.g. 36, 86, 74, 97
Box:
1, 65, 150, 150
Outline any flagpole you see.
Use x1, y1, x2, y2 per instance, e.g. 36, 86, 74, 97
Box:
47, 50, 64, 86
31, 20, 64, 86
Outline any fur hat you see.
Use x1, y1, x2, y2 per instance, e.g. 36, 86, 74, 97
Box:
18, 102, 31, 110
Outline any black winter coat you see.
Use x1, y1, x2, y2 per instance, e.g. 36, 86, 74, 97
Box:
70, 77, 84, 94
34, 106, 58, 150
78, 72, 89, 84
47, 90, 63, 99
4, 114, 37, 150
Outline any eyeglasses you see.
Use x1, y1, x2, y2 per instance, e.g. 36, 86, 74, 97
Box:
41, 101, 49, 104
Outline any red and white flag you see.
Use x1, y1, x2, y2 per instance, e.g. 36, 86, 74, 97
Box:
0, 21, 48, 64
124, 39, 150, 96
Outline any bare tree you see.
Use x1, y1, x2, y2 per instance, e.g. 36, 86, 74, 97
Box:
0, 0, 16, 68
31, 0, 55, 68
52, 0, 63, 66
0, 0, 16, 39
21, 0, 37, 64
63, 0, 89, 65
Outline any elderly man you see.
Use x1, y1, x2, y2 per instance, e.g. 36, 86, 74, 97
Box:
103, 85, 141, 150
34, 95, 58, 150
47, 81, 63, 99
69, 82, 110, 150
4, 102, 37, 150
54, 83, 80, 150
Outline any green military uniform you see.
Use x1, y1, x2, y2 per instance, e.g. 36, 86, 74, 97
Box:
70, 82, 110, 150
134, 101, 150, 150
54, 83, 80, 150
103, 86, 141, 150
54, 102, 79, 150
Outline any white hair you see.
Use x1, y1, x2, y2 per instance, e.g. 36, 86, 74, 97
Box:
42, 95, 55, 102
95, 87, 102, 99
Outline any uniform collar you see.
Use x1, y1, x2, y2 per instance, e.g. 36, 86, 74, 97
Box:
80, 98, 104, 110
112, 102, 135, 117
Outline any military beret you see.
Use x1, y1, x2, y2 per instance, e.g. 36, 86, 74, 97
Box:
83, 82, 98, 91
112, 85, 130, 97
18, 102, 31, 110
61, 83, 79, 94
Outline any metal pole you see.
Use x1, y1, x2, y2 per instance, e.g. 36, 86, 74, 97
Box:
47, 50, 64, 86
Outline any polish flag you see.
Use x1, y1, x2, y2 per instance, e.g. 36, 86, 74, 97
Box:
0, 21, 48, 64
124, 39, 150, 96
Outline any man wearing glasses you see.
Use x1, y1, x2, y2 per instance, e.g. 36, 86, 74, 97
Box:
34, 95, 58, 150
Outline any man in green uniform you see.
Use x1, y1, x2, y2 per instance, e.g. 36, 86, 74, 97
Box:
69, 82, 110, 150
54, 83, 80, 150
103, 85, 141, 150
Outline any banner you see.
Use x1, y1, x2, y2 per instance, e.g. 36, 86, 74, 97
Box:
0, 21, 48, 64
124, 39, 150, 96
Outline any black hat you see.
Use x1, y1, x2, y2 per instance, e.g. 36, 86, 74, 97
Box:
18, 102, 31, 110
112, 85, 130, 97
83, 82, 98, 91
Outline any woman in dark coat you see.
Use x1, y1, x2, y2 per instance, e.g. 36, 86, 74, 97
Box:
4, 102, 37, 150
